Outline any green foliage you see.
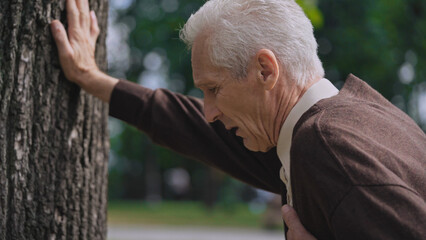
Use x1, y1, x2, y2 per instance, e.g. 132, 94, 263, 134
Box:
296, 0, 324, 28
316, 0, 425, 119
108, 200, 269, 228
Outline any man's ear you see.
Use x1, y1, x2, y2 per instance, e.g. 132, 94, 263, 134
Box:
256, 49, 279, 90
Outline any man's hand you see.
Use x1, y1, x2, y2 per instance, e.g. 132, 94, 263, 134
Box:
282, 205, 317, 240
51, 0, 100, 85
50, 0, 118, 102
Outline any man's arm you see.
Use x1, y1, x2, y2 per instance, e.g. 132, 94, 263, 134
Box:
50, 0, 118, 102
108, 79, 284, 194
50, 0, 284, 194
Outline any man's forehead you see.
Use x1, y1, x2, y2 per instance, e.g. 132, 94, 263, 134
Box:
193, 65, 223, 88
192, 42, 223, 86
191, 33, 209, 59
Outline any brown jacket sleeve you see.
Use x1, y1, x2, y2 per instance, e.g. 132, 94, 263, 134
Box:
109, 79, 284, 194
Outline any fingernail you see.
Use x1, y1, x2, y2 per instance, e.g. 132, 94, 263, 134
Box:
51, 22, 59, 31
282, 205, 291, 214
90, 11, 95, 19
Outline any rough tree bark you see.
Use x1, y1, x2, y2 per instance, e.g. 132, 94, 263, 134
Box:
0, 0, 109, 239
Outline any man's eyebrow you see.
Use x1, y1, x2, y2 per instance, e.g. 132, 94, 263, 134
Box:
195, 81, 215, 89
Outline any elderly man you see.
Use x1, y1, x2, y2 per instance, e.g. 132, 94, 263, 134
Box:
51, 0, 426, 239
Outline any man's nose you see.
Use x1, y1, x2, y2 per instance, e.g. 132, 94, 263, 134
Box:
204, 101, 222, 123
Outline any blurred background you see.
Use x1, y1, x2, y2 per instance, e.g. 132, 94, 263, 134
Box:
105, 0, 425, 238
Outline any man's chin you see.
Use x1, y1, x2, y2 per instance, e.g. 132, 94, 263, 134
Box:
242, 139, 271, 153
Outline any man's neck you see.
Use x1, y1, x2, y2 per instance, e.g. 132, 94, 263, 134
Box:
271, 77, 320, 146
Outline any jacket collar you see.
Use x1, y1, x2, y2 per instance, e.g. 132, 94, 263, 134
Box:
276, 78, 339, 206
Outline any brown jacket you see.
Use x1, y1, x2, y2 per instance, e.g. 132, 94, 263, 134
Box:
109, 74, 426, 239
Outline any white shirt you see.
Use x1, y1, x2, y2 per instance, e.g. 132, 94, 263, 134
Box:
276, 78, 339, 206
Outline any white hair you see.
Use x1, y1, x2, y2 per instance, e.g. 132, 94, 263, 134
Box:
180, 0, 324, 86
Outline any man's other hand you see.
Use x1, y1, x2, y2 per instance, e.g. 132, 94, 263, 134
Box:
50, 0, 100, 85
282, 205, 317, 240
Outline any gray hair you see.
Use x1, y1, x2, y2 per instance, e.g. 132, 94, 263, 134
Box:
180, 0, 324, 86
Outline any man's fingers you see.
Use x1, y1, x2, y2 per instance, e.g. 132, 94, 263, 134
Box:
76, 0, 90, 13
282, 205, 304, 231
90, 11, 100, 41
76, 0, 90, 31
67, 0, 79, 13
51, 20, 74, 58
66, 0, 79, 29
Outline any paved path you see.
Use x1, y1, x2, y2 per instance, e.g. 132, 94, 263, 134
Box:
108, 225, 285, 240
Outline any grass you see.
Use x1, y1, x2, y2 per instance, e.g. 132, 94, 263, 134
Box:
107, 200, 268, 229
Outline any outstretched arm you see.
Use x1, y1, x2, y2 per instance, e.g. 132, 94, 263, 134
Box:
51, 0, 283, 195
50, 0, 118, 102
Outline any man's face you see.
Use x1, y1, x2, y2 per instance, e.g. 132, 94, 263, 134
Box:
191, 37, 273, 152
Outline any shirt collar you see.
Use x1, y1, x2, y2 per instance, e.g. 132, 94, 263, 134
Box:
276, 78, 339, 206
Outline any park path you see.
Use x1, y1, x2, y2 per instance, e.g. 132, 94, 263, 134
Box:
108, 225, 285, 240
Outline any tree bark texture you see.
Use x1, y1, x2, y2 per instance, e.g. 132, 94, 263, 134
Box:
0, 0, 109, 239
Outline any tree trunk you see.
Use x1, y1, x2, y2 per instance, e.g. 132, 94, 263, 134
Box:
0, 0, 109, 239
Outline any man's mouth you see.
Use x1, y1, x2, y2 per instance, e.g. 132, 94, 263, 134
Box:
235, 128, 242, 137
227, 127, 238, 135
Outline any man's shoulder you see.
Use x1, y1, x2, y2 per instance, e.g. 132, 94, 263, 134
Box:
293, 93, 380, 144
290, 98, 368, 169
292, 90, 426, 188
295, 74, 422, 144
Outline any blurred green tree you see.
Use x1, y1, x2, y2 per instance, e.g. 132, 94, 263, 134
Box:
317, 0, 425, 127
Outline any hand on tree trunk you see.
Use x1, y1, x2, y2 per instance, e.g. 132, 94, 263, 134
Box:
50, 0, 118, 103
50, 0, 100, 85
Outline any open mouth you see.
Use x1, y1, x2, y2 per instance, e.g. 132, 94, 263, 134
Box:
229, 127, 238, 135
234, 128, 243, 137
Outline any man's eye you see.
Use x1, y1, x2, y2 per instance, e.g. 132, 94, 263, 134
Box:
208, 87, 218, 94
